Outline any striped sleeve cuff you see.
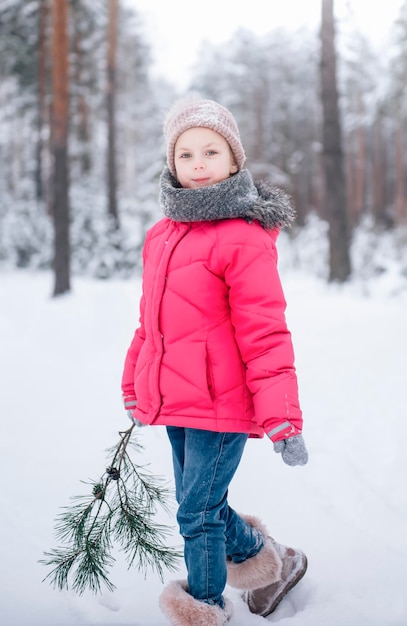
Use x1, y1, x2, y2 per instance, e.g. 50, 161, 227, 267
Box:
123, 396, 137, 411
266, 421, 301, 442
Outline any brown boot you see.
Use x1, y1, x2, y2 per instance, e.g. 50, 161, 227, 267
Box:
159, 580, 233, 626
226, 514, 307, 617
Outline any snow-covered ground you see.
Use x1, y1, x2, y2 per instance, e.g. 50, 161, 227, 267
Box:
1, 265, 406, 626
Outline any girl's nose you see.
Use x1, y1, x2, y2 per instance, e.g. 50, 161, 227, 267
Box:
193, 158, 205, 170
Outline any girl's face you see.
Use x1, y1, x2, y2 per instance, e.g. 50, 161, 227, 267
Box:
174, 127, 238, 189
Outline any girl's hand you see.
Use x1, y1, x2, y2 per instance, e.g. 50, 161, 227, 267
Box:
273, 434, 308, 466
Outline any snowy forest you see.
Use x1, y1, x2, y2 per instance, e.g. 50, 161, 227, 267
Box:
1, 4, 407, 624
1, 0, 407, 295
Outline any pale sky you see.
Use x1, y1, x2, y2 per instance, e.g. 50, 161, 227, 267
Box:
123, 0, 403, 88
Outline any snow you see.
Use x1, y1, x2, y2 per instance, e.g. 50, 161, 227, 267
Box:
1, 265, 407, 626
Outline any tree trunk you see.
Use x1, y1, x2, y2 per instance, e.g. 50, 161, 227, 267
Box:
72, 6, 91, 174
36, 0, 48, 203
51, 0, 70, 296
395, 107, 407, 224
320, 0, 351, 282
372, 112, 389, 227
354, 92, 366, 223
107, 0, 119, 226
345, 130, 356, 224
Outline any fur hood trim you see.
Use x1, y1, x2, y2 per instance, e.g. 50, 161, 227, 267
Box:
159, 167, 295, 230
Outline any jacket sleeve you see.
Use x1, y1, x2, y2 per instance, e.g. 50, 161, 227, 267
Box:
221, 226, 303, 441
121, 235, 149, 411
121, 292, 146, 411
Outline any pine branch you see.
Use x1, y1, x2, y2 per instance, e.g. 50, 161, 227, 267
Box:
40, 424, 182, 595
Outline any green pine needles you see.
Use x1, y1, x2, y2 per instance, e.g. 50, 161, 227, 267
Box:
41, 424, 182, 595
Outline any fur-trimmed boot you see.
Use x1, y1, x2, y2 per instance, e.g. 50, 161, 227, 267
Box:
226, 514, 307, 617
159, 579, 233, 626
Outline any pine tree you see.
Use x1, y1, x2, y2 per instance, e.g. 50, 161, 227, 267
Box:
51, 0, 71, 296
41, 424, 181, 594
320, 0, 351, 282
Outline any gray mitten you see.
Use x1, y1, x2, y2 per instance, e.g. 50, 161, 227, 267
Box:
127, 410, 145, 428
273, 434, 308, 466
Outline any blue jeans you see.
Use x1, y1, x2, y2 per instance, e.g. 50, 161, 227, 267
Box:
166, 427, 264, 607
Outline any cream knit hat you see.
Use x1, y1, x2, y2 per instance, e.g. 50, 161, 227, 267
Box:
163, 96, 246, 177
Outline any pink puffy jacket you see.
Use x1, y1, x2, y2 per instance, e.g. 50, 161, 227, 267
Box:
121, 217, 302, 441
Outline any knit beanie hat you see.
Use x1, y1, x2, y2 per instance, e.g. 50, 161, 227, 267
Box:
163, 96, 246, 177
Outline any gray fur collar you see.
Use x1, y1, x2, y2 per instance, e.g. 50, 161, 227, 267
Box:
159, 167, 295, 230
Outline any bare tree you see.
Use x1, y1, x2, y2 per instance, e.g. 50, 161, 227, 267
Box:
320, 0, 351, 281
51, 0, 70, 296
395, 105, 407, 223
36, 0, 48, 203
371, 111, 389, 226
346, 91, 366, 226
107, 0, 119, 225
71, 1, 92, 175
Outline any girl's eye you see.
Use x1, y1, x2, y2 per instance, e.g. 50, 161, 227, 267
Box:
179, 152, 192, 159
206, 150, 217, 156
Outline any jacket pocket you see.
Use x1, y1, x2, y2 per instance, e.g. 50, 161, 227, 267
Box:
205, 346, 215, 401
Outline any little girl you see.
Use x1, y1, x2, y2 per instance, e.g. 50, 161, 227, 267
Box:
122, 96, 308, 626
